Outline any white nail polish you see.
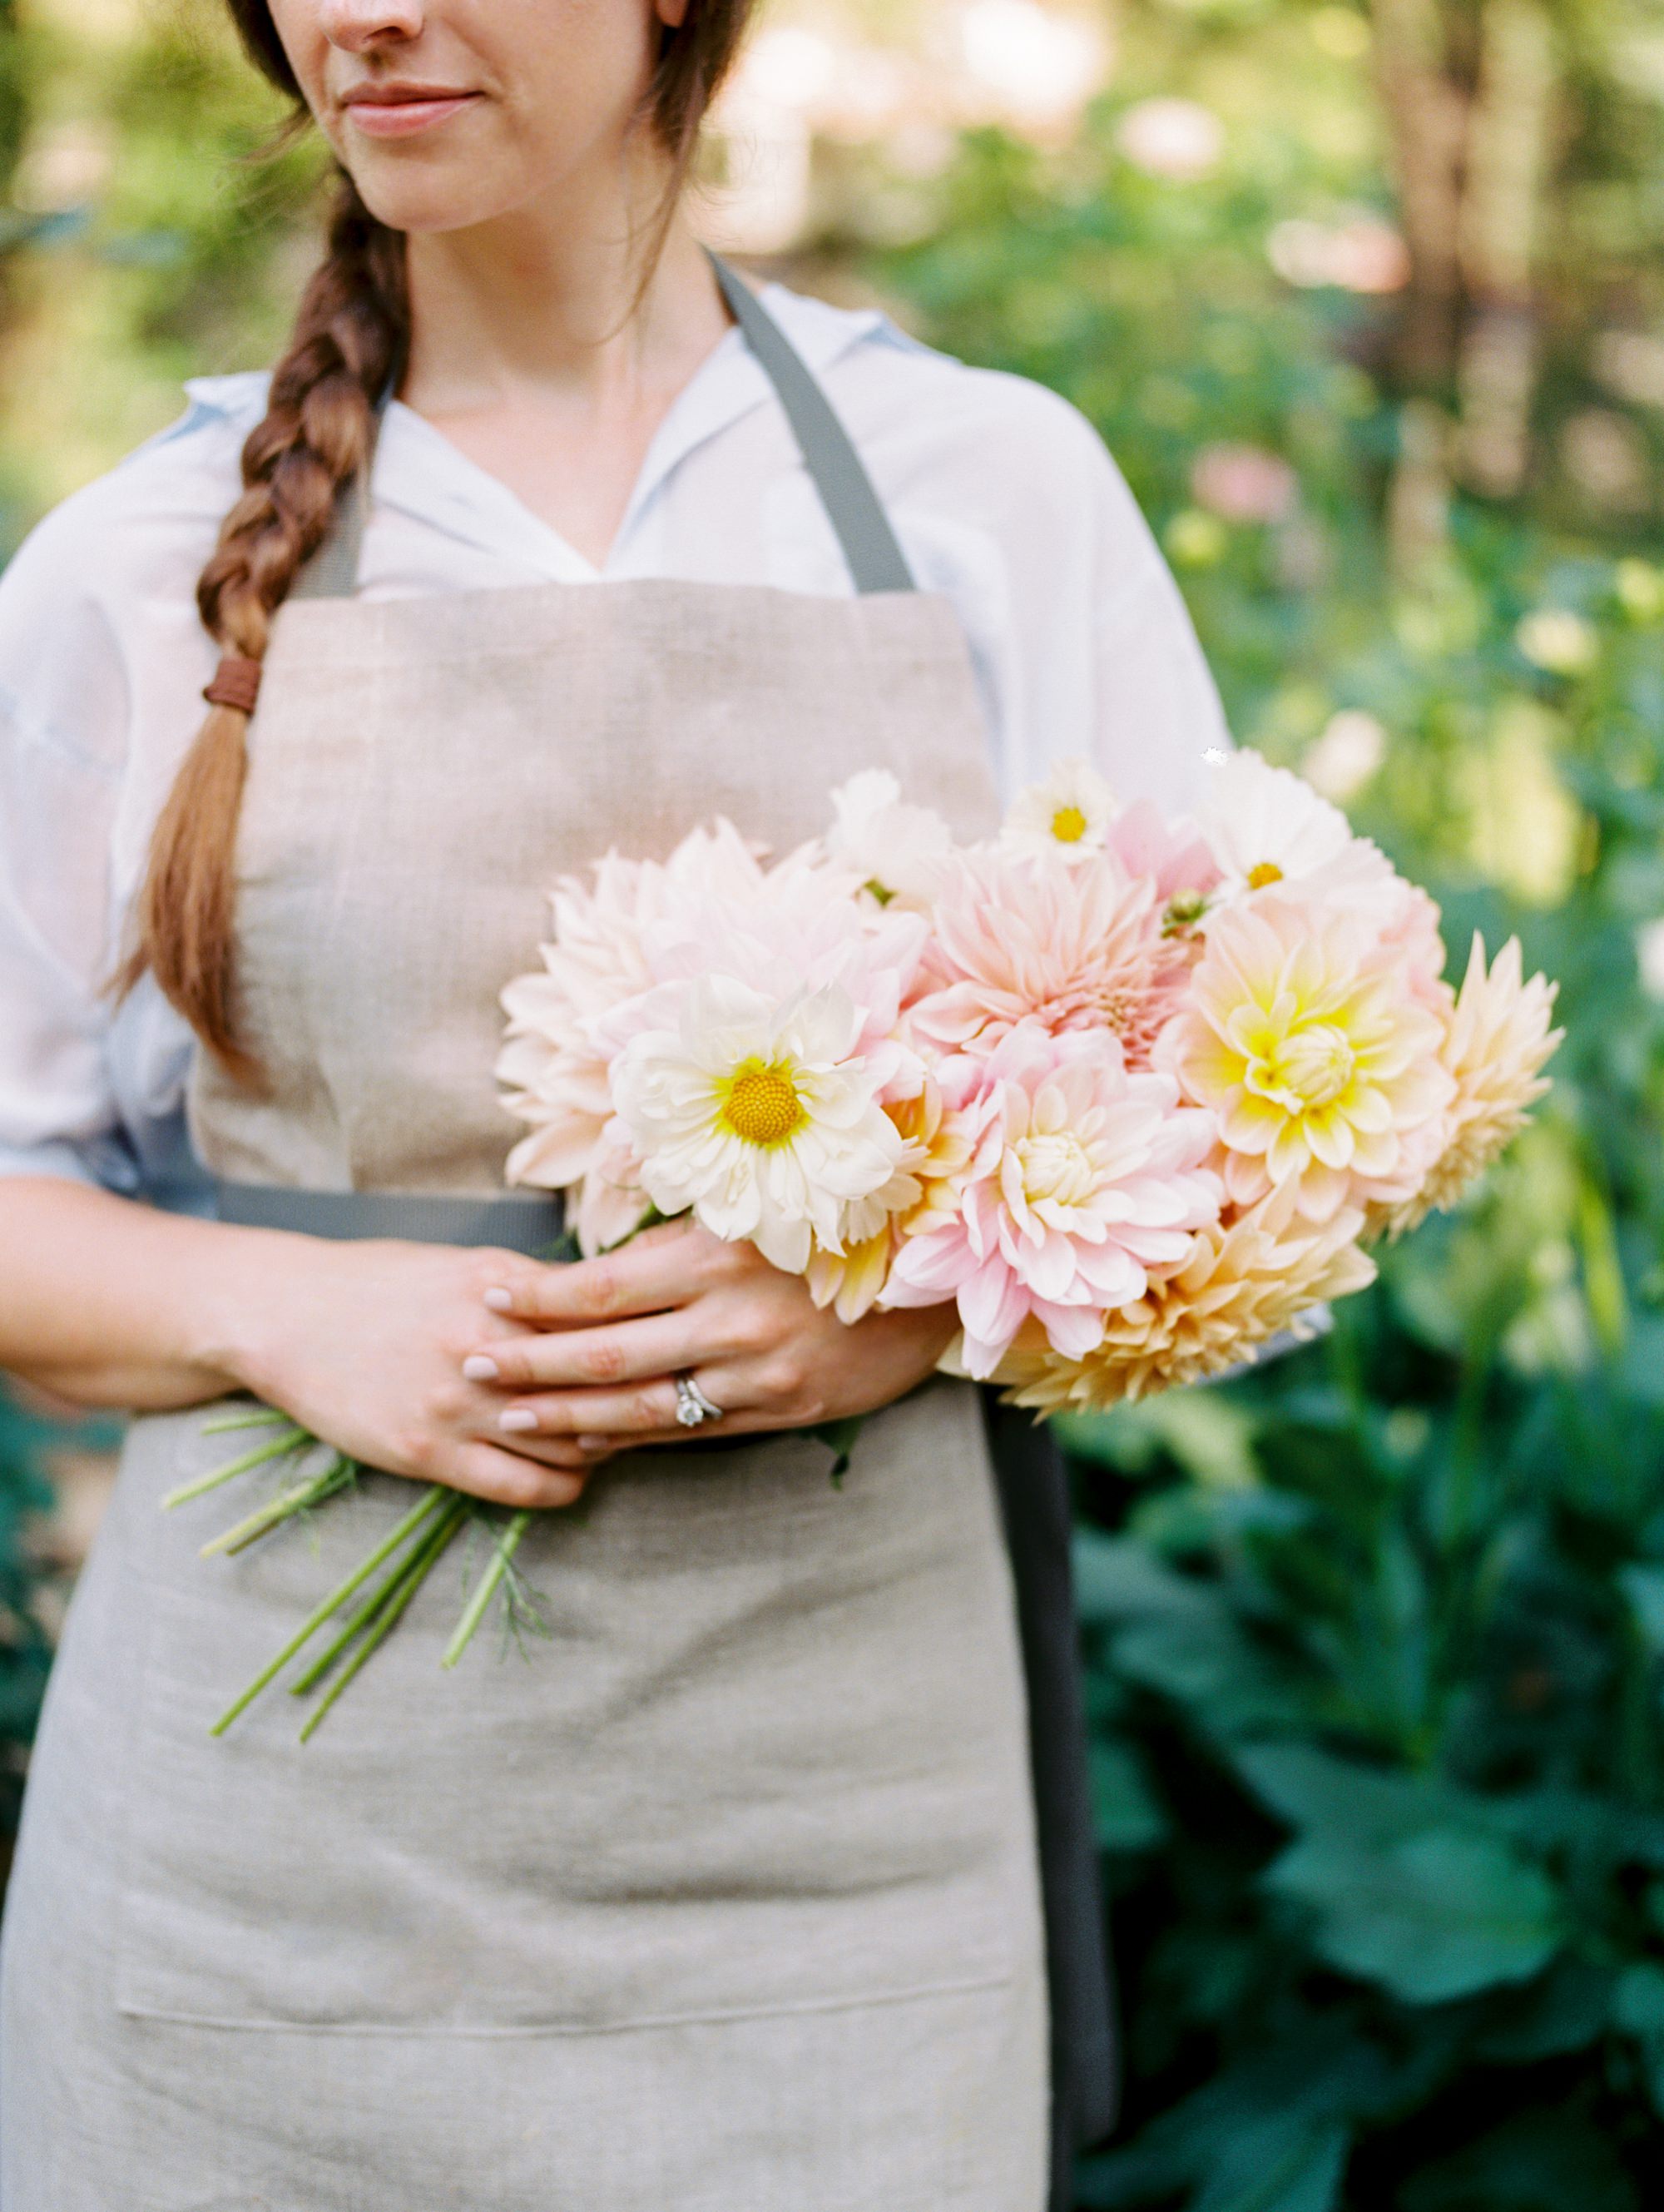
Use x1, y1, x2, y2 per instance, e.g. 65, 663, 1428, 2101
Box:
499, 1409, 538, 1434
462, 1354, 500, 1382
483, 1287, 513, 1312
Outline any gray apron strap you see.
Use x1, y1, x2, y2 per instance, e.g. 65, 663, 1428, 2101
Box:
292, 255, 914, 603
214, 1183, 563, 1257
707, 256, 916, 595
290, 469, 371, 603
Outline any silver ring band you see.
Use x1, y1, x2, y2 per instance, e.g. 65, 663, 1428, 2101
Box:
675, 1374, 725, 1428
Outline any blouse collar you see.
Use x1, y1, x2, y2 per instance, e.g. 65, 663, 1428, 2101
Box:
182, 284, 896, 585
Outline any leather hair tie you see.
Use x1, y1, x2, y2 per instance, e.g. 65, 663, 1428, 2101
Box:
203, 654, 264, 717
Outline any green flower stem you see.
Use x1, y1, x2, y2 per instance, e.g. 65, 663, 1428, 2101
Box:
299, 1501, 470, 1743
200, 1456, 355, 1560
201, 1408, 293, 1437
164, 1426, 308, 1510
290, 1496, 466, 1697
441, 1510, 533, 1671
209, 1485, 448, 1738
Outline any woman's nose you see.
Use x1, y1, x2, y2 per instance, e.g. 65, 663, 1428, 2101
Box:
318, 0, 426, 48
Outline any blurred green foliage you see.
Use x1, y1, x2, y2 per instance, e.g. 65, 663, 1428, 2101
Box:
871, 4, 1664, 2203
0, 0, 319, 538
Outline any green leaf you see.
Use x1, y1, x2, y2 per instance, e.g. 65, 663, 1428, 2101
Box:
1265, 1827, 1564, 2004
810, 1416, 863, 1485
1398, 2106, 1637, 2212
1113, 1614, 1312, 1738
1072, 1530, 1219, 1629
1473, 1961, 1613, 2063
1234, 1743, 1453, 1848
1193, 2124, 1349, 2212
1088, 1738, 1167, 1854
1613, 1961, 1664, 2115
1620, 1564, 1664, 1655
1076, 2028, 1382, 2210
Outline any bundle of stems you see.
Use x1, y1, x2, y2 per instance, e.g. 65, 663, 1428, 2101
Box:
165, 1407, 548, 1740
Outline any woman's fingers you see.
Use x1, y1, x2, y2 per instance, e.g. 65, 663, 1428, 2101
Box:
463, 1307, 726, 1395
480, 1218, 742, 1329
495, 1378, 684, 1439
438, 1439, 592, 1511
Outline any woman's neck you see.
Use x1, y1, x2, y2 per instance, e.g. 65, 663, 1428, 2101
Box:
395, 181, 735, 570
401, 156, 729, 405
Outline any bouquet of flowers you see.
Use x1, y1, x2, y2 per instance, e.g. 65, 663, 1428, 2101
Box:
178, 749, 1561, 1736
498, 748, 1561, 1404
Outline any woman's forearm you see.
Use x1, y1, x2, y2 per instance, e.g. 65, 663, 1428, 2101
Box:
0, 1177, 275, 1411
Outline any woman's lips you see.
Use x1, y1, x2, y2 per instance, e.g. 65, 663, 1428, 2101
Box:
343, 90, 481, 140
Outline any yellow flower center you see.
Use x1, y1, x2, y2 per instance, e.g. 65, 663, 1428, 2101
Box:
1018, 1130, 1097, 1207
1255, 1024, 1355, 1113
718, 1061, 806, 1148
1051, 805, 1090, 844
1247, 860, 1285, 889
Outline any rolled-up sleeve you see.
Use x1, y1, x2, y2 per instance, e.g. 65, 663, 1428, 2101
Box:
0, 508, 136, 1189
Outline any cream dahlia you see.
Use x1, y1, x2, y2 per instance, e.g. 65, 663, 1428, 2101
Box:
804, 1077, 975, 1323
998, 1184, 1377, 1410
1160, 895, 1454, 1221
909, 847, 1191, 1070
881, 1024, 1221, 1379
1003, 757, 1120, 865
825, 768, 956, 905
1376, 933, 1562, 1235
609, 975, 903, 1273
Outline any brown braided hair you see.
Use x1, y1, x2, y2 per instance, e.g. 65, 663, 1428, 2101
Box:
122, 0, 758, 1074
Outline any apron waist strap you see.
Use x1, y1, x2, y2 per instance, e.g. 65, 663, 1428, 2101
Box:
214, 1183, 563, 1257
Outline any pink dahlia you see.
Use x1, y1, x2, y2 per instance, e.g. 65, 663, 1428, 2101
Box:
1102, 798, 1221, 910
881, 1024, 1222, 1379
909, 847, 1196, 1072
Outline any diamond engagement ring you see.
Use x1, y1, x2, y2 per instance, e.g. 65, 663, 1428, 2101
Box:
674, 1374, 725, 1428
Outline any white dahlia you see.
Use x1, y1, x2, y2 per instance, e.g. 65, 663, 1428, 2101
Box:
609, 976, 904, 1274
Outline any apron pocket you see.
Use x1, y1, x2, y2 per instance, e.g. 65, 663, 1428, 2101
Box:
112, 1385, 1034, 2032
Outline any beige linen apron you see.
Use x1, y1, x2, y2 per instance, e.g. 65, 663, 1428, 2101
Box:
0, 277, 1050, 2210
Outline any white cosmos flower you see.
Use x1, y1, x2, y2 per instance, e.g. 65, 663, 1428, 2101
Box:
1200, 746, 1409, 928
1002, 756, 1119, 865
609, 976, 904, 1274
826, 769, 956, 904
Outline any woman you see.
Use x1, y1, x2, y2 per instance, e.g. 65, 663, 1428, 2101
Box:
0, 2, 1228, 2205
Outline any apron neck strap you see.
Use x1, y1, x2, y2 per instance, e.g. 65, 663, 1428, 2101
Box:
706, 253, 914, 594
293, 253, 916, 603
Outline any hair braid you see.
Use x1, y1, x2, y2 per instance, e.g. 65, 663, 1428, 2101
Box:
120, 170, 409, 1074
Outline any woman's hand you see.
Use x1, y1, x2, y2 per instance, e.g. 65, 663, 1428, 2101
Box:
215, 1232, 612, 1510
455, 1217, 959, 1460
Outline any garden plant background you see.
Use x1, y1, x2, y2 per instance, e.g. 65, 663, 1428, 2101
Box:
2, 0, 1662, 2204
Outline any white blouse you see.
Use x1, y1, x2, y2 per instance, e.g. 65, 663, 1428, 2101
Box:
0, 280, 1230, 1198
